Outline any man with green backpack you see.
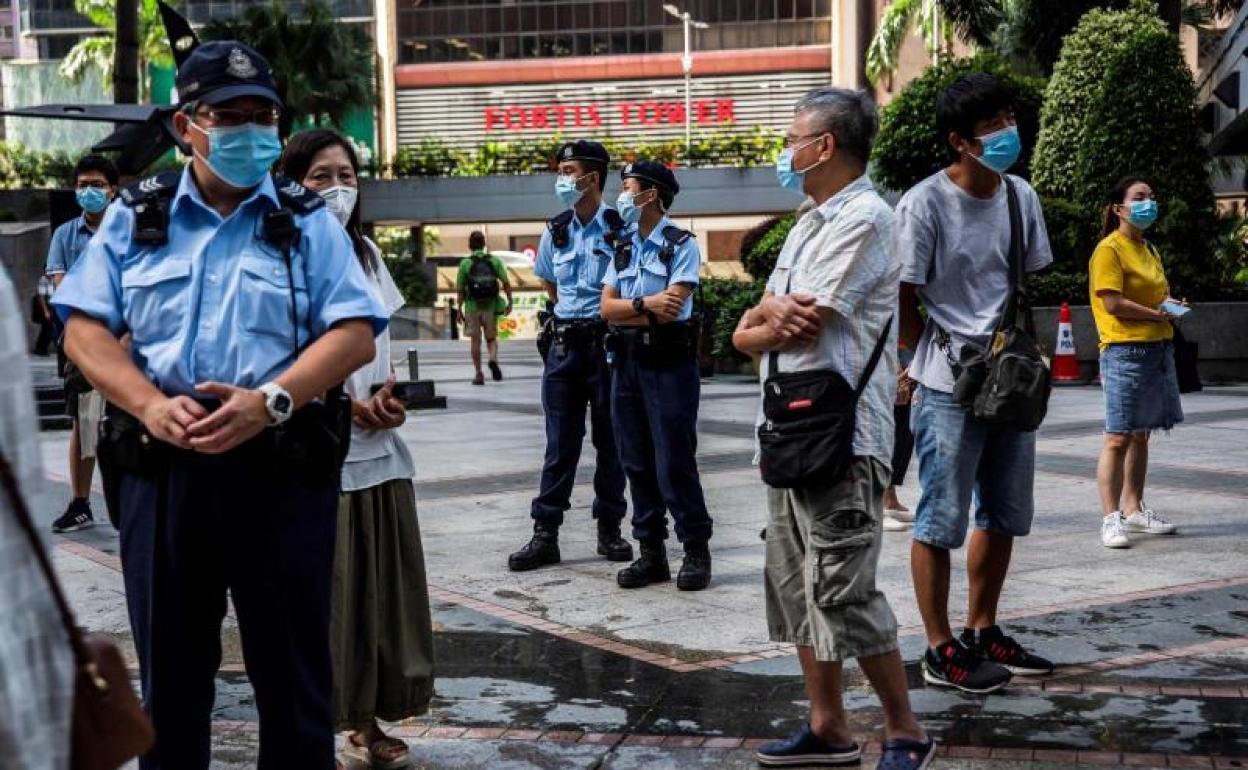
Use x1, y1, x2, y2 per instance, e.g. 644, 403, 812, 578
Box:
457, 230, 512, 385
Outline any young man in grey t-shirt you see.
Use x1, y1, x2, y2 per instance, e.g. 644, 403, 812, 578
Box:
896, 73, 1056, 694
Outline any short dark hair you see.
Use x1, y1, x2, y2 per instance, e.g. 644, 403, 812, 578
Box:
468, 230, 487, 250
936, 73, 1015, 161
74, 154, 119, 186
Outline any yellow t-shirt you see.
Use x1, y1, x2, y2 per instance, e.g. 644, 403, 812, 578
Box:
1088, 231, 1173, 350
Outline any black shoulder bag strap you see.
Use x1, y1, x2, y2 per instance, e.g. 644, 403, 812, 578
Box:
997, 177, 1033, 338
767, 267, 893, 398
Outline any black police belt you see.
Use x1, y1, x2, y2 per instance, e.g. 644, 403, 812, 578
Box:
95, 395, 350, 483
552, 318, 608, 347
606, 320, 698, 358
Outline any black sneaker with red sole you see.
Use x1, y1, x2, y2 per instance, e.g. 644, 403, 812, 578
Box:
922, 640, 1011, 694
960, 625, 1055, 676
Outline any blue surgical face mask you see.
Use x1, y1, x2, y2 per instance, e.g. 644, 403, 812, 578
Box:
616, 191, 645, 224
1125, 199, 1159, 230
555, 174, 584, 208
970, 125, 1022, 174
775, 136, 825, 194
76, 186, 110, 214
191, 121, 282, 189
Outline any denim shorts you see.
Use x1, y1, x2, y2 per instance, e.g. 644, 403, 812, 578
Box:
1100, 342, 1184, 435
909, 386, 1036, 550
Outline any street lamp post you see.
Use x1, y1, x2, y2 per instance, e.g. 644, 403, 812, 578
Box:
663, 4, 709, 154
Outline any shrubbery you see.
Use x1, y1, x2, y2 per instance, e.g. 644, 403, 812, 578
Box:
0, 143, 77, 189
388, 128, 782, 178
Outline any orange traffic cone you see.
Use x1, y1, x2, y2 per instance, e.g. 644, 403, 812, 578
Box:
1052, 301, 1083, 384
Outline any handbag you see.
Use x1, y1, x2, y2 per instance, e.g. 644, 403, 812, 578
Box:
1170, 323, 1203, 394
944, 178, 1052, 432
0, 451, 155, 770
756, 281, 893, 489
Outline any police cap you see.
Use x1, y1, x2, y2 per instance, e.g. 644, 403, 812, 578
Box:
620, 160, 679, 196
176, 41, 282, 108
556, 140, 610, 166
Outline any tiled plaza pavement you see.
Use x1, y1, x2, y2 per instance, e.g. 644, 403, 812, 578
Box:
32, 341, 1248, 769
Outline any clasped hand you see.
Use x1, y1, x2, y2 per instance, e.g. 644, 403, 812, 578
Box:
644, 286, 686, 323
352, 376, 406, 431
140, 382, 270, 455
759, 292, 822, 345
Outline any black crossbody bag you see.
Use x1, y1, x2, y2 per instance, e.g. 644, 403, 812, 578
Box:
757, 266, 893, 489
943, 178, 1052, 431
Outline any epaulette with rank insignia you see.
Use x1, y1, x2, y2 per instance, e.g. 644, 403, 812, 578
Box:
547, 209, 574, 249
119, 170, 181, 247
273, 175, 326, 215
658, 225, 693, 265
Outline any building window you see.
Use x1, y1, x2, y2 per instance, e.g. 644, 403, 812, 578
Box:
396, 0, 833, 65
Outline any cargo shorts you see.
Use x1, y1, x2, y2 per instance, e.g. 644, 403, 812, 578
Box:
764, 456, 899, 662
463, 308, 498, 339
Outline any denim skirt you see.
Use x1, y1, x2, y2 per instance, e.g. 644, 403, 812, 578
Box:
1100, 341, 1184, 434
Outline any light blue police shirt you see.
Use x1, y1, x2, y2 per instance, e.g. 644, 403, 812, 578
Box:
52, 169, 387, 398
602, 216, 701, 322
533, 203, 616, 319
45, 215, 96, 276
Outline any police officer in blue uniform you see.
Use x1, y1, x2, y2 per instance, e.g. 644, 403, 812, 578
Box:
52, 41, 385, 770
601, 161, 713, 591
509, 140, 633, 571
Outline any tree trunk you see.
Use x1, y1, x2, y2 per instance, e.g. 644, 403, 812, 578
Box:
856, 0, 876, 90
114, 0, 140, 103
1157, 0, 1183, 32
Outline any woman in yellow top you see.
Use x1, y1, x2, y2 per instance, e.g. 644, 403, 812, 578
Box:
1089, 176, 1184, 550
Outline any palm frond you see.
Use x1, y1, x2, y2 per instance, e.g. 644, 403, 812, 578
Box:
866, 0, 922, 85
935, 0, 1004, 47
59, 35, 114, 84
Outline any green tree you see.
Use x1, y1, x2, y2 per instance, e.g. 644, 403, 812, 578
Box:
58, 0, 172, 102
870, 53, 1045, 193
201, 0, 374, 137
867, 0, 1015, 85
1076, 24, 1223, 296
1030, 0, 1166, 202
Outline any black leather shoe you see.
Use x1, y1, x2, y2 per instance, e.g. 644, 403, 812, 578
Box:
617, 543, 670, 589
596, 522, 634, 562
677, 545, 712, 591
508, 527, 560, 572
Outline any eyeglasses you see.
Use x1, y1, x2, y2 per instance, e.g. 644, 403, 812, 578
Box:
782, 133, 825, 149
75, 181, 110, 190
194, 106, 282, 128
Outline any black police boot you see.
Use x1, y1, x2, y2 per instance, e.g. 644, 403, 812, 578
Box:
508, 524, 561, 572
677, 542, 712, 591
596, 521, 634, 562
617, 541, 670, 589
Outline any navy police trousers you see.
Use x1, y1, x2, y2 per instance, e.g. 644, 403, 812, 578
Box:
118, 447, 338, 770
611, 347, 713, 546
531, 339, 627, 527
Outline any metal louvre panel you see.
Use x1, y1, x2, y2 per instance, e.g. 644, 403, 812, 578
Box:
396, 71, 831, 148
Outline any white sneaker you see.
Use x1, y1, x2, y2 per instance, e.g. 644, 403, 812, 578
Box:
883, 512, 911, 531
1101, 512, 1131, 549
1125, 506, 1177, 535
884, 506, 915, 523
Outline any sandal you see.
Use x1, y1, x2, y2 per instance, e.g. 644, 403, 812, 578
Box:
344, 731, 411, 770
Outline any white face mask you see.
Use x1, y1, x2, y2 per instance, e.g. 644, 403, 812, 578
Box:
319, 185, 359, 227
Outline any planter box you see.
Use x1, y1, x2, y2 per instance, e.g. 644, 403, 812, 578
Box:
1033, 302, 1248, 383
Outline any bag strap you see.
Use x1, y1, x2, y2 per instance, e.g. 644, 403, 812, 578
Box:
0, 448, 90, 668
998, 177, 1027, 333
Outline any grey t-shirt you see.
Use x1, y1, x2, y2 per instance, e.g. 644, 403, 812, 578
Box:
896, 171, 1053, 393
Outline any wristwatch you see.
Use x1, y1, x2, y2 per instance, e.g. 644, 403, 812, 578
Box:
258, 382, 294, 426
632, 297, 646, 316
